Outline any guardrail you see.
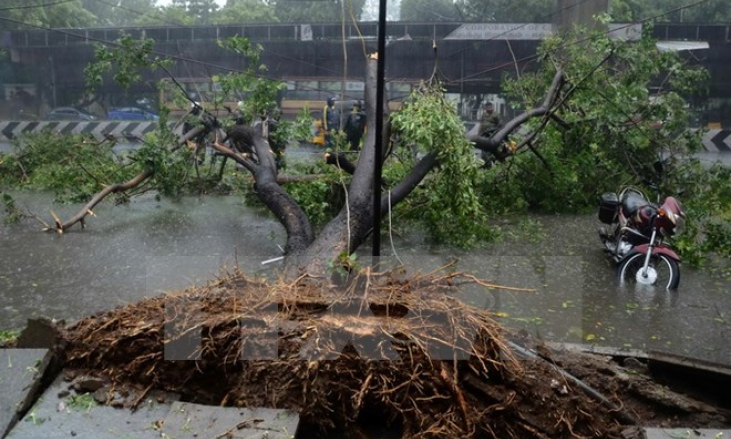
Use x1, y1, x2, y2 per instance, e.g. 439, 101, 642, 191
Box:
4, 22, 729, 48
2, 120, 729, 153
0, 120, 167, 142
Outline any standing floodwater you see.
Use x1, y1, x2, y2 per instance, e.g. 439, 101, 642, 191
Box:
1, 193, 729, 365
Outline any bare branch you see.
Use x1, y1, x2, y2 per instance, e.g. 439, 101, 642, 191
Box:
51, 125, 207, 233
469, 70, 567, 160
54, 169, 154, 233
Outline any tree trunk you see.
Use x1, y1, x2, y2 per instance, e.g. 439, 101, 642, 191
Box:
284, 57, 383, 278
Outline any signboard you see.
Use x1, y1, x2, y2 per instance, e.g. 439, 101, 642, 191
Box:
445, 23, 642, 41
300, 24, 312, 41
445, 23, 553, 41
607, 23, 642, 41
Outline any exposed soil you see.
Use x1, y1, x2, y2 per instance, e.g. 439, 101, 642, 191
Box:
51, 269, 731, 439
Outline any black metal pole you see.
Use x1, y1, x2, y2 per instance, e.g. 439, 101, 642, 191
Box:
372, 0, 387, 258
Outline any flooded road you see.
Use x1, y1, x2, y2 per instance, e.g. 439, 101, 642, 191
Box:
1, 193, 729, 365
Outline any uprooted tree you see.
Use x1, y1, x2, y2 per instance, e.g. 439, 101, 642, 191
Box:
3, 22, 731, 439
16, 22, 723, 278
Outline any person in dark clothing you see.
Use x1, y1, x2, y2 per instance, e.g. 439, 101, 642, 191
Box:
322, 97, 341, 147
344, 100, 366, 151
478, 102, 502, 168
479, 102, 501, 137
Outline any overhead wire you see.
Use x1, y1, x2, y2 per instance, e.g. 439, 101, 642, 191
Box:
0, 0, 715, 104
444, 0, 711, 86
88, 0, 191, 27
0, 0, 77, 12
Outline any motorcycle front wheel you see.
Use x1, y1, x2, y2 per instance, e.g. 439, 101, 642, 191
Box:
617, 253, 680, 290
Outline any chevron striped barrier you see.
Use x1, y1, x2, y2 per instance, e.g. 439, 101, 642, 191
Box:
2, 120, 730, 153
0, 121, 178, 142
702, 129, 731, 153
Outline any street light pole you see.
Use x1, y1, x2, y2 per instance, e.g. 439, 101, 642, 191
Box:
372, 0, 387, 258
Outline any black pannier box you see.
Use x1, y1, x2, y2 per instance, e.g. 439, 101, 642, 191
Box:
598, 192, 619, 224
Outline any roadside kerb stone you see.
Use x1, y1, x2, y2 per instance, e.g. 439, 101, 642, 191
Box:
0, 349, 52, 439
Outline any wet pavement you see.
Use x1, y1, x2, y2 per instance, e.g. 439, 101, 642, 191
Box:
0, 349, 300, 439
0, 192, 729, 366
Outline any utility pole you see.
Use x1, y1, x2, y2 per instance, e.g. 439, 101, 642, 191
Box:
372, 0, 387, 258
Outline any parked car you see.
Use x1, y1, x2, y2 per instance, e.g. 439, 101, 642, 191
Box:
46, 107, 96, 121
107, 107, 159, 121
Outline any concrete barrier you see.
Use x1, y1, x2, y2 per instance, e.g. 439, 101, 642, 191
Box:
2, 120, 729, 153
0, 121, 162, 142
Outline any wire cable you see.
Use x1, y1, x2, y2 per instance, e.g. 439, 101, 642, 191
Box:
445, 0, 711, 86
0, 0, 76, 12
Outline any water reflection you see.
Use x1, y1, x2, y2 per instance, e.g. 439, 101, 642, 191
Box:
1, 194, 729, 365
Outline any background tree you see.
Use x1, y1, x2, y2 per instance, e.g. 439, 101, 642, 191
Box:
79, 0, 158, 27
135, 4, 196, 26
400, 0, 458, 21
187, 0, 220, 24
216, 0, 280, 23
0, 0, 96, 32
272, 0, 366, 23
609, 0, 730, 22
452, 0, 553, 22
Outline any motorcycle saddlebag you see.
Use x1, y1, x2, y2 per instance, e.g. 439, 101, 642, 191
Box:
598, 192, 619, 224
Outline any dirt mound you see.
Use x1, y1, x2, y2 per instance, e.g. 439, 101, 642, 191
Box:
61, 269, 731, 438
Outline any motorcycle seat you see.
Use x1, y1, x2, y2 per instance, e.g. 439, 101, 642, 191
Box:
621, 191, 647, 217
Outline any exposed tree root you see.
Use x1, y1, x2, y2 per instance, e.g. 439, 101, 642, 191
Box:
60, 269, 729, 438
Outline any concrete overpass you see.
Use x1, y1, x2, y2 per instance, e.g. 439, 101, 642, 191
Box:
2, 22, 730, 129
3, 22, 730, 96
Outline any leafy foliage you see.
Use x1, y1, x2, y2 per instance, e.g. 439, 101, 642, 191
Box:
283, 162, 345, 225
609, 0, 730, 23
85, 34, 171, 92
215, 37, 287, 123
496, 23, 706, 212
291, 108, 318, 143
452, 0, 553, 22
493, 22, 728, 263
400, 0, 458, 21
670, 162, 731, 265
1, 192, 24, 225
0, 329, 20, 345
390, 83, 496, 247
0, 132, 138, 204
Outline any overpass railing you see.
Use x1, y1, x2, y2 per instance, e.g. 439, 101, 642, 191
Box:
4, 22, 730, 48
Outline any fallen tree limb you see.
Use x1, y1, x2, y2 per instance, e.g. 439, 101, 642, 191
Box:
50, 125, 207, 233
51, 169, 154, 233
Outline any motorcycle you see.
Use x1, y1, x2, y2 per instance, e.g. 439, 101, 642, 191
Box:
597, 161, 686, 289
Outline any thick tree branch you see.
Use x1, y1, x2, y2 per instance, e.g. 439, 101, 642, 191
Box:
213, 128, 314, 254
324, 152, 357, 175
469, 70, 566, 160
52, 125, 207, 233
54, 170, 155, 233
380, 152, 438, 213
211, 130, 258, 174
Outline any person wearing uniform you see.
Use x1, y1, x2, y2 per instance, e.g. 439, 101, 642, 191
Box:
322, 97, 341, 147
479, 102, 501, 137
344, 100, 366, 151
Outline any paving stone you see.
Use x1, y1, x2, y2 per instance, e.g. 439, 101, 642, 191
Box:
6, 375, 179, 439
644, 428, 731, 439
162, 401, 299, 439
0, 349, 52, 439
